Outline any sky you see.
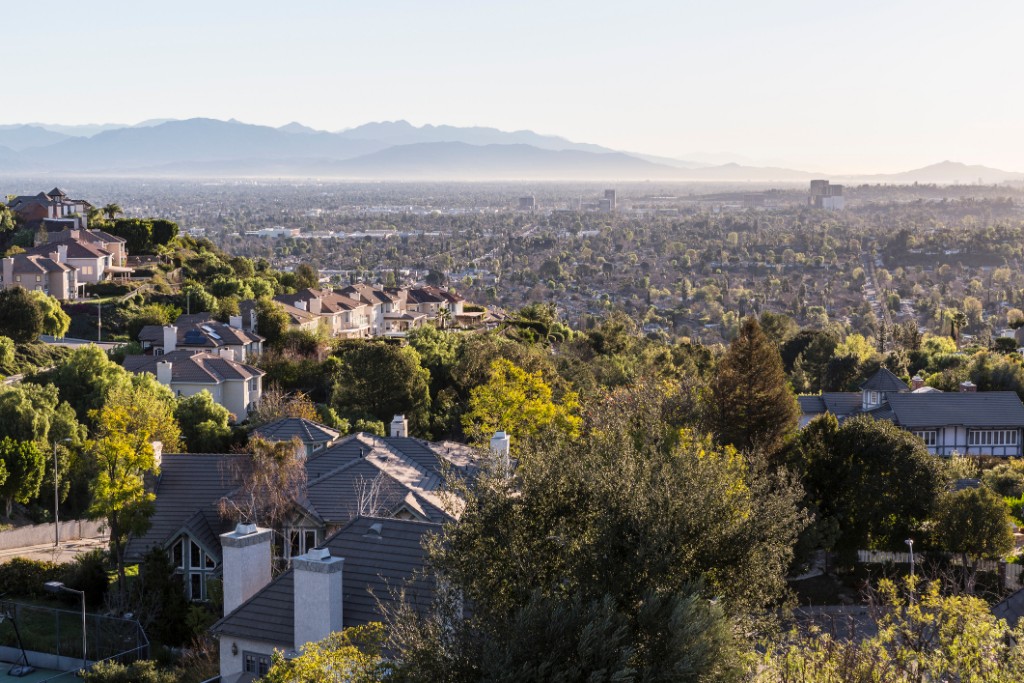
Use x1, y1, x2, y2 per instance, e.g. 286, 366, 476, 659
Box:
2, 0, 1021, 173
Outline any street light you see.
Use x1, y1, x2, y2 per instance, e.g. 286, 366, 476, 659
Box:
905, 538, 915, 579
43, 581, 86, 672
53, 438, 72, 548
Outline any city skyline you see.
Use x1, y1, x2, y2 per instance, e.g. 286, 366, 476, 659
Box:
3, 0, 1020, 174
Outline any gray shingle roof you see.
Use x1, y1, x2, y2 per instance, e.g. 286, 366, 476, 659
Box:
797, 395, 826, 414
305, 457, 449, 524
211, 516, 439, 646
123, 350, 263, 384
126, 454, 248, 563
860, 368, 910, 393
252, 418, 340, 446
821, 393, 864, 416
886, 392, 1024, 428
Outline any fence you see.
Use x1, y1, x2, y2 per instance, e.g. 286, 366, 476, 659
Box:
0, 520, 107, 551
0, 599, 148, 677
856, 549, 1024, 591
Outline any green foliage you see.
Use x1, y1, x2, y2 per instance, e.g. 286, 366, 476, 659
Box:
133, 547, 192, 647
124, 302, 181, 341
82, 660, 177, 683
0, 336, 13, 370
263, 623, 386, 683
331, 342, 431, 432
102, 217, 178, 254
931, 486, 1015, 593
256, 297, 291, 348
32, 345, 128, 423
982, 460, 1024, 497
790, 414, 941, 558
175, 390, 232, 452
0, 437, 45, 517
0, 286, 45, 343
709, 317, 799, 455
0, 557, 63, 597
27, 290, 71, 338
61, 549, 110, 608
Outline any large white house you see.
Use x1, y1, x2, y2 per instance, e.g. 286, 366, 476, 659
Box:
798, 368, 1024, 457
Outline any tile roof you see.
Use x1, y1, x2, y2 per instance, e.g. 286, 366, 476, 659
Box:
211, 516, 440, 646
252, 418, 340, 446
123, 350, 264, 384
138, 319, 262, 349
859, 368, 910, 393
25, 239, 110, 259
126, 453, 248, 563
886, 392, 1024, 428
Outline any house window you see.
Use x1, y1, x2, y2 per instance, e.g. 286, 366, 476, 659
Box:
969, 430, 1019, 447
286, 527, 320, 559
912, 430, 937, 447
168, 535, 219, 601
243, 651, 272, 677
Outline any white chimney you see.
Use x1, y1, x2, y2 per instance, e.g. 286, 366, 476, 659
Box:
294, 300, 307, 312
218, 347, 234, 361
156, 360, 173, 386
490, 431, 511, 456
57, 244, 68, 262
150, 440, 163, 468
228, 314, 243, 330
163, 325, 177, 353
293, 547, 344, 649
220, 523, 273, 616
309, 297, 322, 315
390, 415, 408, 438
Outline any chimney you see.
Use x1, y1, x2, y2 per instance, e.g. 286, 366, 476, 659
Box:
57, 244, 68, 263
309, 297, 322, 315
390, 415, 408, 438
220, 523, 273, 616
911, 375, 925, 391
293, 547, 344, 649
228, 314, 243, 330
960, 381, 977, 393
490, 431, 511, 456
294, 300, 307, 312
156, 360, 173, 386
163, 325, 177, 353
218, 347, 234, 361
150, 441, 163, 468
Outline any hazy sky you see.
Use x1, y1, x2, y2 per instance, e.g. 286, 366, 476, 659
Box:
3, 0, 1020, 172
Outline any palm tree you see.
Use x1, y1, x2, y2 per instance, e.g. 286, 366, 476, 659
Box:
102, 203, 123, 220
435, 307, 452, 330
950, 309, 968, 343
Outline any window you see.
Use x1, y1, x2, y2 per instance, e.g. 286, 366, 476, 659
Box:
286, 527, 319, 559
168, 535, 218, 601
912, 430, 937, 447
969, 430, 1019, 447
244, 652, 271, 677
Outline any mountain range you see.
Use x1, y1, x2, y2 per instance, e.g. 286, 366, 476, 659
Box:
0, 118, 1021, 184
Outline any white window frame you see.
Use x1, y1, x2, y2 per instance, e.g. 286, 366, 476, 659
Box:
969, 429, 1019, 447
912, 430, 937, 447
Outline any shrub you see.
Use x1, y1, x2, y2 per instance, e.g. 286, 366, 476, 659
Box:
0, 557, 63, 597
60, 549, 110, 608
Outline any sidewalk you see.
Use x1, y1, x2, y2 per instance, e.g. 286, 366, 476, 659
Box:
0, 537, 108, 565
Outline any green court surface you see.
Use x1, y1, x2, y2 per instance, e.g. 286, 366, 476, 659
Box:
0, 661, 70, 683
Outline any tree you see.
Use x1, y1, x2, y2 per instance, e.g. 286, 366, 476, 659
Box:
83, 660, 176, 683
248, 388, 320, 425
97, 376, 182, 451
219, 436, 306, 532
32, 345, 128, 423
174, 390, 232, 452
263, 623, 385, 683
293, 263, 319, 290
708, 316, 800, 455
932, 487, 1015, 594
0, 437, 45, 518
331, 343, 431, 432
255, 297, 290, 348
102, 203, 124, 220
0, 204, 15, 232
0, 287, 44, 343
790, 414, 940, 558
27, 291, 71, 338
461, 359, 581, 451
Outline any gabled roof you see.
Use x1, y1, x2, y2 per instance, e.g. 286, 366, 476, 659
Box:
252, 418, 340, 446
138, 319, 262, 349
123, 350, 264, 384
24, 238, 110, 260
210, 516, 440, 646
859, 368, 909, 393
886, 392, 1024, 428
5, 253, 72, 274
125, 453, 248, 563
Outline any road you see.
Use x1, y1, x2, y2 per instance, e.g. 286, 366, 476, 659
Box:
0, 537, 108, 565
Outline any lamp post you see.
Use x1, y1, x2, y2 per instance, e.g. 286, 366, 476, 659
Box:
53, 438, 72, 548
44, 581, 86, 672
905, 538, 915, 579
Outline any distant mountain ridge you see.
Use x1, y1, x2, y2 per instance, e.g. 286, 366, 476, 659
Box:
0, 118, 1020, 182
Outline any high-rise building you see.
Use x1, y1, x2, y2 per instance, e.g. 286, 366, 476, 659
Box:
518, 196, 536, 211
604, 189, 617, 211
808, 180, 844, 210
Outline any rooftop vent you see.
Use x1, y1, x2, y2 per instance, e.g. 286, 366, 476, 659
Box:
307, 547, 331, 561
364, 522, 384, 538
235, 523, 258, 536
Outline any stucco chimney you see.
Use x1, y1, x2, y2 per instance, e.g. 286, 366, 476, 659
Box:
57, 244, 68, 262
220, 523, 273, 616
490, 431, 511, 456
960, 381, 977, 393
218, 347, 234, 361
163, 325, 177, 353
911, 375, 925, 391
150, 441, 163, 468
293, 547, 344, 649
156, 360, 173, 386
228, 314, 243, 330
294, 300, 307, 312
390, 415, 408, 438
309, 297, 322, 315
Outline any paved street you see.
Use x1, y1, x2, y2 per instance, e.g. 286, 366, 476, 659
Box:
0, 537, 108, 565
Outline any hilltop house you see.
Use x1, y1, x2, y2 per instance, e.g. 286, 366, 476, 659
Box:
0, 251, 77, 299
7, 187, 92, 229
273, 288, 372, 339
138, 314, 264, 362
798, 368, 1024, 457
123, 350, 264, 420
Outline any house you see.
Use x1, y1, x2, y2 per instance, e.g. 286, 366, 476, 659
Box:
43, 228, 129, 269
238, 299, 320, 336
0, 252, 77, 299
210, 516, 439, 682
7, 188, 92, 229
123, 349, 265, 420
273, 288, 372, 339
251, 417, 341, 457
22, 237, 116, 285
338, 283, 404, 337
138, 315, 264, 361
798, 368, 1024, 457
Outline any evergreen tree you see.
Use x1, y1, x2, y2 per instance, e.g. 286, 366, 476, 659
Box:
709, 317, 799, 455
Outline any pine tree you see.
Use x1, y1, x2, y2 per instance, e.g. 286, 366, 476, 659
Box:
709, 317, 800, 455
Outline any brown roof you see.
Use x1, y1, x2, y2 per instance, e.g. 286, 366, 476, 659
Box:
123, 350, 264, 384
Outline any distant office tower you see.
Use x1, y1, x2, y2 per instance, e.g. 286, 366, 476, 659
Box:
604, 189, 617, 211
518, 196, 536, 211
808, 180, 845, 210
